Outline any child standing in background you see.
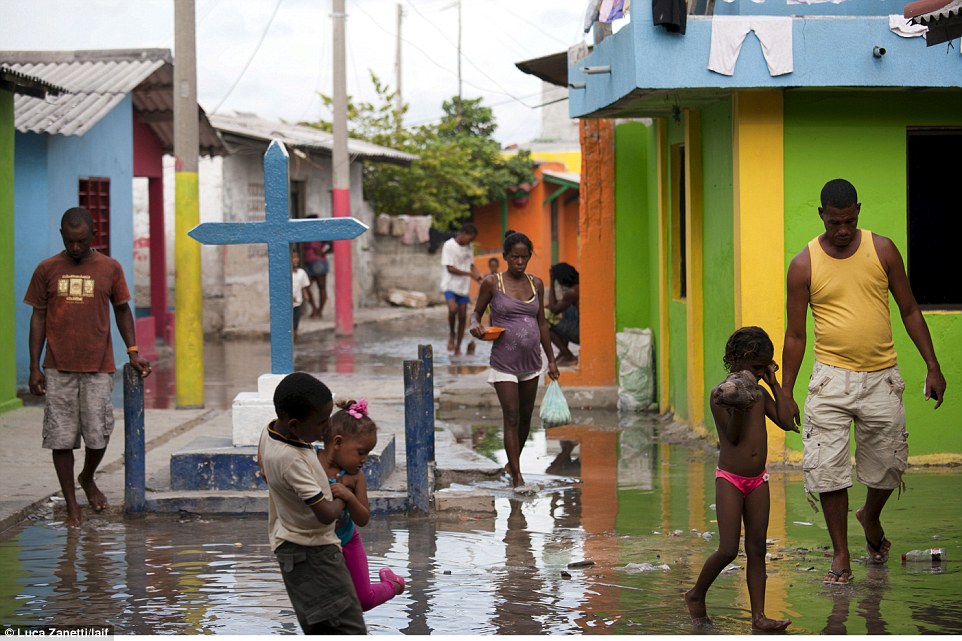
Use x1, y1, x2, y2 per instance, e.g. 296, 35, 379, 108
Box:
317, 399, 406, 610
291, 252, 311, 341
684, 327, 797, 632
257, 372, 366, 634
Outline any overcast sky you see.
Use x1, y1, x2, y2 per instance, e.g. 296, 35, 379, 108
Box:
0, 0, 591, 145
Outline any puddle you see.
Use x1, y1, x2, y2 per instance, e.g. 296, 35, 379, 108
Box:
2, 423, 960, 635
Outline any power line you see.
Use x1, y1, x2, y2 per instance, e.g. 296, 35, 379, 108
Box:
211, 0, 285, 114
405, 0, 535, 107
349, 0, 529, 103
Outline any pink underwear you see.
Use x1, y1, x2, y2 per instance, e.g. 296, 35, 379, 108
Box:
716, 468, 769, 497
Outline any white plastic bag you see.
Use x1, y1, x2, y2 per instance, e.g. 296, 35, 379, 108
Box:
617, 328, 655, 412
540, 381, 572, 428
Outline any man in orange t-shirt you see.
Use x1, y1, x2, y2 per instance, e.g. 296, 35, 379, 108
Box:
23, 207, 151, 527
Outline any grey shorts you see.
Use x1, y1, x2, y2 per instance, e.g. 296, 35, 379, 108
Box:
275, 541, 366, 634
802, 361, 908, 493
42, 370, 115, 450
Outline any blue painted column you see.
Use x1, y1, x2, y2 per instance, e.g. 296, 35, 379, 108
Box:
123, 364, 146, 513
404, 359, 430, 513
418, 344, 435, 462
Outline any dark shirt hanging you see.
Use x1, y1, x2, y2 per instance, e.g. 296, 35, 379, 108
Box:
653, 0, 687, 34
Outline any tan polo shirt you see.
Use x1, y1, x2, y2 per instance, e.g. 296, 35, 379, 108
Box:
258, 421, 339, 552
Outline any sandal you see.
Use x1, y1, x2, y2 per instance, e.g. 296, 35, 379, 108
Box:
823, 568, 854, 585
866, 532, 891, 564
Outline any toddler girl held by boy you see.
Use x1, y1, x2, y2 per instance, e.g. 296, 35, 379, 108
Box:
316, 398, 406, 611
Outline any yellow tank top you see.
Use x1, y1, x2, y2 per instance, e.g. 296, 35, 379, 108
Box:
808, 230, 897, 372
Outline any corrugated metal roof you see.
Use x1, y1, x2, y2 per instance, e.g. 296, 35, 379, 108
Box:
0, 49, 225, 156
0, 65, 66, 98
209, 112, 418, 166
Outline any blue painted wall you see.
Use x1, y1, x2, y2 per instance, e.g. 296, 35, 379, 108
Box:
569, 11, 961, 118
15, 95, 135, 388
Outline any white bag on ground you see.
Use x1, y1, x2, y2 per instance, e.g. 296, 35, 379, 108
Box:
540, 381, 572, 428
617, 328, 655, 412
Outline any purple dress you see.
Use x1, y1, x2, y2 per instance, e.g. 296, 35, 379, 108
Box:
489, 273, 543, 374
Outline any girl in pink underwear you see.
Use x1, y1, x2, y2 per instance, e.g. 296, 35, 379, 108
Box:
684, 326, 797, 632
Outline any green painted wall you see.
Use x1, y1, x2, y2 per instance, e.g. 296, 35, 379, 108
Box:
784, 91, 962, 456
0, 90, 22, 413
698, 101, 736, 433
614, 122, 657, 333
666, 118, 688, 418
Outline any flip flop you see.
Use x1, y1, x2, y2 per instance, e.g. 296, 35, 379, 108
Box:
866, 532, 890, 564
823, 568, 854, 585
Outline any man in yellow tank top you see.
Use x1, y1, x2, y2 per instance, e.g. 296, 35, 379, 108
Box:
781, 179, 946, 585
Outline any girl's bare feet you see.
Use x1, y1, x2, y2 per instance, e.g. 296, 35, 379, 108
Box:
683, 589, 712, 627
752, 614, 791, 632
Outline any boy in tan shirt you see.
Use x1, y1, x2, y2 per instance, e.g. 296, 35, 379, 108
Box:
258, 372, 366, 634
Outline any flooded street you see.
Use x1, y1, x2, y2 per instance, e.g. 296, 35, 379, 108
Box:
5, 312, 961, 634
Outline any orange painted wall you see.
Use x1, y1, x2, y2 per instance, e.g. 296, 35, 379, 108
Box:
562, 119, 616, 387
470, 162, 580, 293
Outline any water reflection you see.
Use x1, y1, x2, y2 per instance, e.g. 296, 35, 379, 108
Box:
3, 424, 961, 634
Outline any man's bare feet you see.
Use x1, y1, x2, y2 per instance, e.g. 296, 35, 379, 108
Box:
684, 589, 712, 627
453, 347, 462, 356
447, 335, 456, 352
466, 341, 476, 355
752, 614, 791, 632
556, 355, 578, 367
65, 504, 83, 528
78, 473, 108, 512
856, 507, 891, 563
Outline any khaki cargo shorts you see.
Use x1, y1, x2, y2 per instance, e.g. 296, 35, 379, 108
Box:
802, 361, 908, 493
42, 370, 115, 450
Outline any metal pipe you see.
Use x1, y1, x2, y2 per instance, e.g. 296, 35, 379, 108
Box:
123, 364, 146, 513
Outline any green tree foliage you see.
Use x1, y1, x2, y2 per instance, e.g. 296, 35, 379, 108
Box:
301, 74, 535, 230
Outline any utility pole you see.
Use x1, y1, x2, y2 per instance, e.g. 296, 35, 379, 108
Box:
174, 0, 204, 407
332, 0, 353, 335
457, 0, 462, 112
395, 3, 403, 128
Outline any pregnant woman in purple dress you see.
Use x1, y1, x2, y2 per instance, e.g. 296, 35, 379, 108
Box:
469, 230, 559, 488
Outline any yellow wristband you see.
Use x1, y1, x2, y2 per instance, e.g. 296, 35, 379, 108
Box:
127, 346, 139, 353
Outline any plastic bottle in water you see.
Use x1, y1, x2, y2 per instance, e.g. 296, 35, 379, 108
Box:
901, 548, 945, 563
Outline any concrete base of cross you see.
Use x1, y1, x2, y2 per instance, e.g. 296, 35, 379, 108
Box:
231, 373, 286, 446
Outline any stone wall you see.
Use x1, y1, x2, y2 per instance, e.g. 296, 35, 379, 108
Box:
371, 232, 445, 305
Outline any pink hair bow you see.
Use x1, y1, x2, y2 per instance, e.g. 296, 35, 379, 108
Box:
347, 399, 368, 420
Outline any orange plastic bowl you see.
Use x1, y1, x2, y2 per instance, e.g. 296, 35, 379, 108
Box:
480, 326, 505, 341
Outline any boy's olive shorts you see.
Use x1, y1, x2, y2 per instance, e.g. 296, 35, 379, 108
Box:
275, 541, 366, 634
802, 361, 908, 494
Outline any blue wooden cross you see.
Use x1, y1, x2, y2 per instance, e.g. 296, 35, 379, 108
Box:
188, 139, 368, 374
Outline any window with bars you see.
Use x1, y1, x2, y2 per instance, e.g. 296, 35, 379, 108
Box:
78, 177, 111, 256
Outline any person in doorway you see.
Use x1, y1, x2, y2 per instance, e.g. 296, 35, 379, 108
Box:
546, 262, 580, 367
487, 257, 500, 276
24, 207, 152, 527
441, 222, 482, 355
256, 372, 366, 634
780, 178, 946, 585
684, 326, 795, 632
469, 230, 559, 489
316, 399, 405, 610
291, 251, 311, 341
302, 215, 331, 319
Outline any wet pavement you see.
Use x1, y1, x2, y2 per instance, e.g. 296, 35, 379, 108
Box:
4, 308, 961, 634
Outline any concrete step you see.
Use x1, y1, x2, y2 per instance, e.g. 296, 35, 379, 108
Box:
168, 433, 396, 491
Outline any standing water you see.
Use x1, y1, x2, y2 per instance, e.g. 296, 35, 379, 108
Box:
2, 423, 960, 634
8, 313, 961, 633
